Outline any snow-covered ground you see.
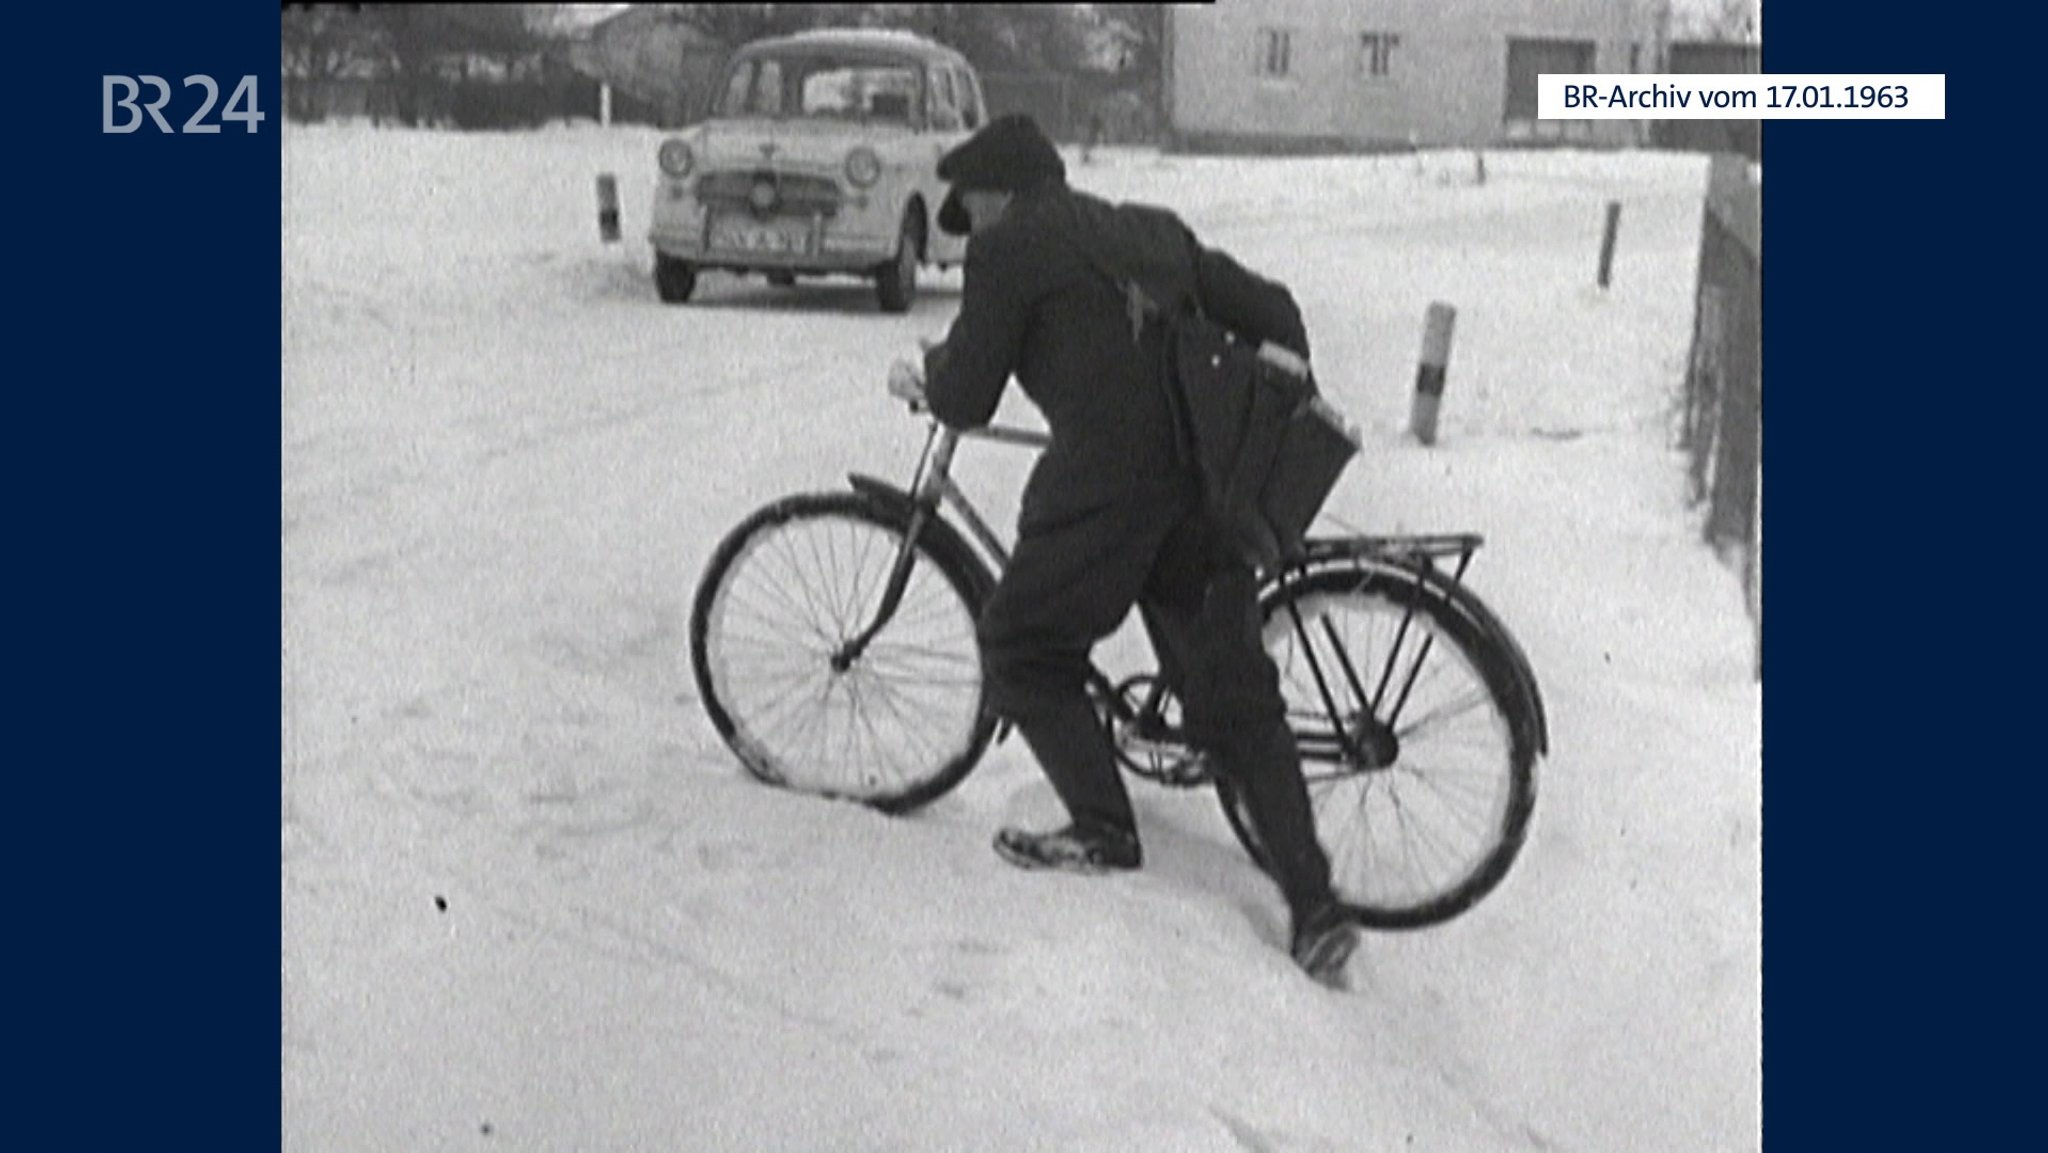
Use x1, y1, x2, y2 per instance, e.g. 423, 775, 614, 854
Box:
283, 124, 1759, 1152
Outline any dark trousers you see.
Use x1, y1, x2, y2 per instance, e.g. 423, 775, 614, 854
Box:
976, 488, 1335, 919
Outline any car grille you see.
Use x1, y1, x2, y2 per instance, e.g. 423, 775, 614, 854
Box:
695, 170, 844, 219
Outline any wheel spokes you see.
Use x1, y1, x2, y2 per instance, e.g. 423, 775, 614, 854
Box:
1266, 585, 1519, 915
704, 507, 984, 803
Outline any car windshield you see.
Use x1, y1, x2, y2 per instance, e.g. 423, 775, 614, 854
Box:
717, 53, 924, 123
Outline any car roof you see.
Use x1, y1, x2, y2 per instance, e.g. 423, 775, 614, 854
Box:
736, 28, 971, 66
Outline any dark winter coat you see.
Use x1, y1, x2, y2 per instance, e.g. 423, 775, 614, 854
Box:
922, 182, 1309, 531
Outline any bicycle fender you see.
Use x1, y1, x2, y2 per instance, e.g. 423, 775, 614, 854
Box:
1437, 577, 1550, 757
1279, 552, 1550, 757
846, 472, 921, 509
845, 473, 999, 604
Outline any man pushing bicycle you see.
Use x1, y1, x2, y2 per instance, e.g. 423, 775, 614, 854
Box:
909, 114, 1364, 989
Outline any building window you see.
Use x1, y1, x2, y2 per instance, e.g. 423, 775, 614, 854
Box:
1360, 32, 1401, 78
1256, 28, 1292, 77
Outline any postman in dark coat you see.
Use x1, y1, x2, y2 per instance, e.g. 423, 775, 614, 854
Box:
915, 114, 1348, 978
924, 183, 1310, 537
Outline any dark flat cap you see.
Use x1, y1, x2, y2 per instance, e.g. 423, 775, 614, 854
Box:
936, 113, 1065, 235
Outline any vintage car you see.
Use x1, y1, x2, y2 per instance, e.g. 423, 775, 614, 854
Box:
647, 28, 989, 312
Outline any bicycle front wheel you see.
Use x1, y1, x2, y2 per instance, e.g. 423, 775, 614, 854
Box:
1227, 564, 1539, 928
689, 491, 996, 813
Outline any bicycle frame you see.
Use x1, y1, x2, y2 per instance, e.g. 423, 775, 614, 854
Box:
839, 418, 1190, 755
903, 420, 1039, 571
837, 416, 1548, 780
830, 420, 1030, 667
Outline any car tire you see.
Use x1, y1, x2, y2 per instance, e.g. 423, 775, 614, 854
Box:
875, 208, 922, 314
655, 254, 698, 304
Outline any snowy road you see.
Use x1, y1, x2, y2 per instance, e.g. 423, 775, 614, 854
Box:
284, 125, 1758, 1152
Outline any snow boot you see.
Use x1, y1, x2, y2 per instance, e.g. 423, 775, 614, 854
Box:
1290, 902, 1364, 991
993, 821, 1142, 874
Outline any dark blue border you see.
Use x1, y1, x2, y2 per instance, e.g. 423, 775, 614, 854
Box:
17, 1, 2020, 1145
1766, 9, 2026, 1148
22, 1, 277, 1140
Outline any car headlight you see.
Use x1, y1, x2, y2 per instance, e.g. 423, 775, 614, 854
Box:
659, 139, 695, 179
844, 146, 881, 188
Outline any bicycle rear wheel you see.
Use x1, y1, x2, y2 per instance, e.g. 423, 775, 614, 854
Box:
1224, 563, 1539, 928
689, 491, 996, 813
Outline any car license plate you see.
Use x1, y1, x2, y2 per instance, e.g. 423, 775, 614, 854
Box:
712, 217, 812, 256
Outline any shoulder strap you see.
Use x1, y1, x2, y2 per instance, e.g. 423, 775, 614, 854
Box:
1062, 235, 1197, 470
1066, 239, 1169, 345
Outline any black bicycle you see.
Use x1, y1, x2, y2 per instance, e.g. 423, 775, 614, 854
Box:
689, 376, 1548, 928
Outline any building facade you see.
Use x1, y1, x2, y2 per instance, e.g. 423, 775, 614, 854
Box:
1165, 0, 1657, 151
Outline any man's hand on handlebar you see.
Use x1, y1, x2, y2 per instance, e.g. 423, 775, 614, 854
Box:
887, 358, 928, 412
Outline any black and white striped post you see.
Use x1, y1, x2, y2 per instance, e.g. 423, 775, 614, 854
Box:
1597, 200, 1622, 288
1409, 302, 1456, 446
596, 173, 620, 243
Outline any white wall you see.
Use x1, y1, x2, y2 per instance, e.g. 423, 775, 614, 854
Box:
1170, 0, 1648, 148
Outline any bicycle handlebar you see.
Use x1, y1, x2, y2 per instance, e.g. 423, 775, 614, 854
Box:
887, 362, 1050, 450
953, 421, 1046, 448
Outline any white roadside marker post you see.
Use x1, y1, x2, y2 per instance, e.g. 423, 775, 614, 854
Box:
1409, 302, 1457, 446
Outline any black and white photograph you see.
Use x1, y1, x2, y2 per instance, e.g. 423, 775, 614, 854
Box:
282, 2, 1763, 1148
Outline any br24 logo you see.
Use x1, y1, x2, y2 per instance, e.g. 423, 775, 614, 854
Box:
104, 75, 265, 133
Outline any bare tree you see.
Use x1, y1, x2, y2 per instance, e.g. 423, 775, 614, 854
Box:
282, 4, 385, 121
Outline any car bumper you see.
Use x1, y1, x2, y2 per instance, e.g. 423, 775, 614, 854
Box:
649, 228, 897, 272
650, 182, 898, 272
